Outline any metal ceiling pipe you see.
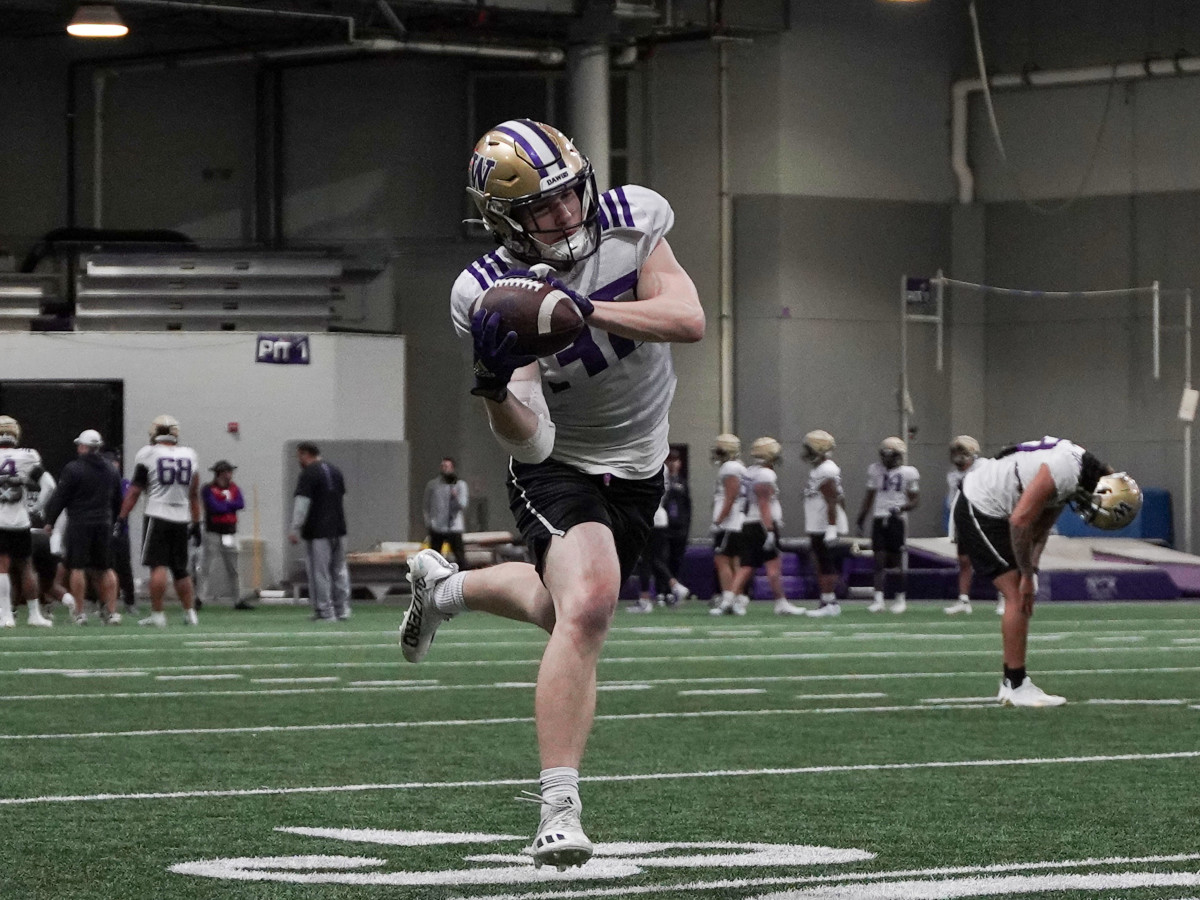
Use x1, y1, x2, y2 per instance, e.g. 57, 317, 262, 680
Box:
116, 0, 356, 42
952, 55, 1200, 204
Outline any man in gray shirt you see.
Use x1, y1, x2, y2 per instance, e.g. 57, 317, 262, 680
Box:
423, 457, 468, 570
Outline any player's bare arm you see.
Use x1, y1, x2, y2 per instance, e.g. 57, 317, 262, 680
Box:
1010, 463, 1057, 576
585, 238, 704, 344
856, 489, 876, 532
118, 484, 142, 520
714, 473, 740, 525
189, 476, 201, 523
819, 479, 840, 526
903, 488, 920, 513
482, 362, 545, 441
755, 482, 773, 525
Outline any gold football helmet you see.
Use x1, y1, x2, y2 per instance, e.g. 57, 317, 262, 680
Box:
750, 436, 782, 465
880, 436, 906, 467
711, 433, 741, 463
0, 415, 20, 446
1077, 472, 1143, 531
950, 434, 980, 467
802, 429, 835, 462
149, 414, 180, 444
467, 119, 600, 267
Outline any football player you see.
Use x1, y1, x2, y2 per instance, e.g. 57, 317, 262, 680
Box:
117, 415, 202, 627
398, 119, 703, 871
953, 436, 1141, 707
731, 437, 805, 615
856, 437, 920, 613
943, 435, 993, 615
709, 433, 747, 615
0, 416, 56, 628
801, 430, 849, 617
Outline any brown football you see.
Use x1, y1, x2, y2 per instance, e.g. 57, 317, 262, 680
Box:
471, 275, 586, 358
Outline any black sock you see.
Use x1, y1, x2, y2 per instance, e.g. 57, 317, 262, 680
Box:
1004, 665, 1026, 688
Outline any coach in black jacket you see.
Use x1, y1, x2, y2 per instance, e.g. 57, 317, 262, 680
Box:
43, 430, 123, 625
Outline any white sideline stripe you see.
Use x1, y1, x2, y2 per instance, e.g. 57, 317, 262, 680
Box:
797, 692, 887, 700
922, 697, 1003, 704
709, 630, 762, 637
0, 703, 1007, 741
678, 689, 766, 696
155, 674, 242, 681
1175, 638, 1200, 644
1086, 698, 1190, 705
1095, 635, 1146, 642
348, 680, 439, 687
63, 671, 147, 678
596, 684, 651, 691
3, 750, 1197, 807
184, 641, 249, 647
251, 677, 340, 684
850, 633, 965, 641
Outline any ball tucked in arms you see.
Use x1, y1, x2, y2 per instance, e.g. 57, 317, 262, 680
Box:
471, 275, 585, 358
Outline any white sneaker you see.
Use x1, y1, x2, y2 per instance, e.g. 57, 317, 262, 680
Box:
889, 598, 907, 614
774, 599, 807, 615
995, 598, 1006, 615
139, 612, 166, 628
106, 611, 122, 626
670, 582, 691, 605
529, 796, 593, 871
627, 598, 654, 613
400, 548, 457, 663
183, 609, 198, 626
866, 598, 886, 613
73, 613, 88, 626
0, 614, 15, 628
807, 602, 841, 618
944, 599, 973, 615
732, 595, 749, 616
709, 596, 733, 616
998, 677, 1066, 708
27, 611, 54, 627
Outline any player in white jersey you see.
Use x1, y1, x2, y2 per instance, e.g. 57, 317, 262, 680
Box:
117, 415, 202, 627
800, 430, 849, 618
398, 119, 703, 871
0, 416, 55, 627
731, 438, 805, 615
954, 436, 1141, 707
943, 435, 990, 615
856, 437, 920, 614
709, 434, 747, 615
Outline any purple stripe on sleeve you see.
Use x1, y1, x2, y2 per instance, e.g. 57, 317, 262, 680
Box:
602, 192, 621, 228
467, 263, 490, 290
615, 187, 634, 227
598, 206, 611, 230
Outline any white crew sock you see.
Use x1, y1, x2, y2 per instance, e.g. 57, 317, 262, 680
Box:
820, 592, 836, 603
62, 592, 77, 613
721, 590, 734, 605
895, 592, 906, 602
958, 593, 970, 603
0, 577, 11, 619
29, 599, 42, 617
432, 571, 469, 616
873, 590, 884, 602
540, 766, 581, 807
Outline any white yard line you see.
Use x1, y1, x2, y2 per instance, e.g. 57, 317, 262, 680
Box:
155, 674, 242, 681
678, 688, 766, 696
3, 750, 1197, 807
251, 677, 340, 684
1086, 698, 1191, 705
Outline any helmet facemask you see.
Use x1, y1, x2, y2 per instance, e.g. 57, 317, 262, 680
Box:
0, 416, 20, 447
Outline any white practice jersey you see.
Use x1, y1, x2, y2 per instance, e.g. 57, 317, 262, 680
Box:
804, 459, 849, 535
451, 185, 677, 479
962, 436, 1084, 519
743, 464, 783, 527
946, 458, 981, 499
712, 459, 747, 530
132, 443, 198, 523
866, 463, 920, 519
0, 447, 45, 530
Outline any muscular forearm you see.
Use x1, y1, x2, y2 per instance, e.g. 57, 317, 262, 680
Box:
1010, 522, 1038, 576
587, 294, 704, 344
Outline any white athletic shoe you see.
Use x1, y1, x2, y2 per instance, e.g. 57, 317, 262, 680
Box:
400, 548, 457, 663
669, 582, 691, 605
0, 614, 15, 628
944, 599, 973, 615
72, 613, 88, 626
627, 598, 654, 614
732, 595, 749, 616
998, 677, 1066, 708
709, 596, 733, 616
889, 598, 907, 614
527, 795, 593, 871
183, 609, 198, 626
866, 598, 886, 613
106, 611, 122, 626
773, 599, 807, 615
27, 611, 54, 627
139, 612, 166, 628
806, 602, 841, 618
995, 597, 1006, 615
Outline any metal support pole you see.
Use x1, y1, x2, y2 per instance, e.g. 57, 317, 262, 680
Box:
935, 268, 945, 374
1185, 288, 1193, 554
92, 69, 106, 228
1153, 279, 1161, 381
717, 41, 733, 433
899, 273, 909, 441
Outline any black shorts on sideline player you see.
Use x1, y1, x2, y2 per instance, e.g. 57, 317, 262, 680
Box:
507, 457, 663, 583
952, 492, 1016, 580
808, 531, 838, 575
0, 527, 32, 561
30, 530, 60, 581
65, 520, 113, 571
141, 516, 190, 581
712, 528, 745, 559
870, 515, 907, 555
739, 522, 779, 569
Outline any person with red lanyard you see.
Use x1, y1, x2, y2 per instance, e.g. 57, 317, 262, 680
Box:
198, 460, 249, 609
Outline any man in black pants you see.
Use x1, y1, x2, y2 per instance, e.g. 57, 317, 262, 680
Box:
44, 430, 123, 625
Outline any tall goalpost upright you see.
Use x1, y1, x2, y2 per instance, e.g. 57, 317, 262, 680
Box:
900, 270, 1195, 553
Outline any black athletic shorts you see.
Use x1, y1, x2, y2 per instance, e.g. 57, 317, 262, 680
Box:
952, 493, 1015, 581
0, 527, 32, 561
65, 520, 113, 571
30, 530, 60, 580
507, 457, 663, 584
739, 522, 779, 569
871, 515, 907, 555
712, 528, 745, 559
808, 531, 837, 575
141, 516, 190, 581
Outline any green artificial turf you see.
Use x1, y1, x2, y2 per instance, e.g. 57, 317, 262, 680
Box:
1, 600, 1197, 899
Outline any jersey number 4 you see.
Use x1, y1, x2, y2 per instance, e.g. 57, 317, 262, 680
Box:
156, 457, 193, 486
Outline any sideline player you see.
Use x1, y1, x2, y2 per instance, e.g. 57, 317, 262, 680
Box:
731, 437, 805, 615
0, 416, 55, 628
943, 435, 990, 615
118, 415, 202, 627
709, 433, 747, 615
953, 436, 1141, 707
802, 430, 848, 617
398, 119, 703, 870
856, 437, 920, 613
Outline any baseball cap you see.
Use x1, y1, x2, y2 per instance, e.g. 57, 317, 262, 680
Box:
210, 459, 236, 473
74, 429, 103, 447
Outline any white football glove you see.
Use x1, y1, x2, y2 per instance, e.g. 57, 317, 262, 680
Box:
823, 524, 838, 544
763, 530, 777, 553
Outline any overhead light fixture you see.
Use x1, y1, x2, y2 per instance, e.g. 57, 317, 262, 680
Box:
67, 4, 129, 38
